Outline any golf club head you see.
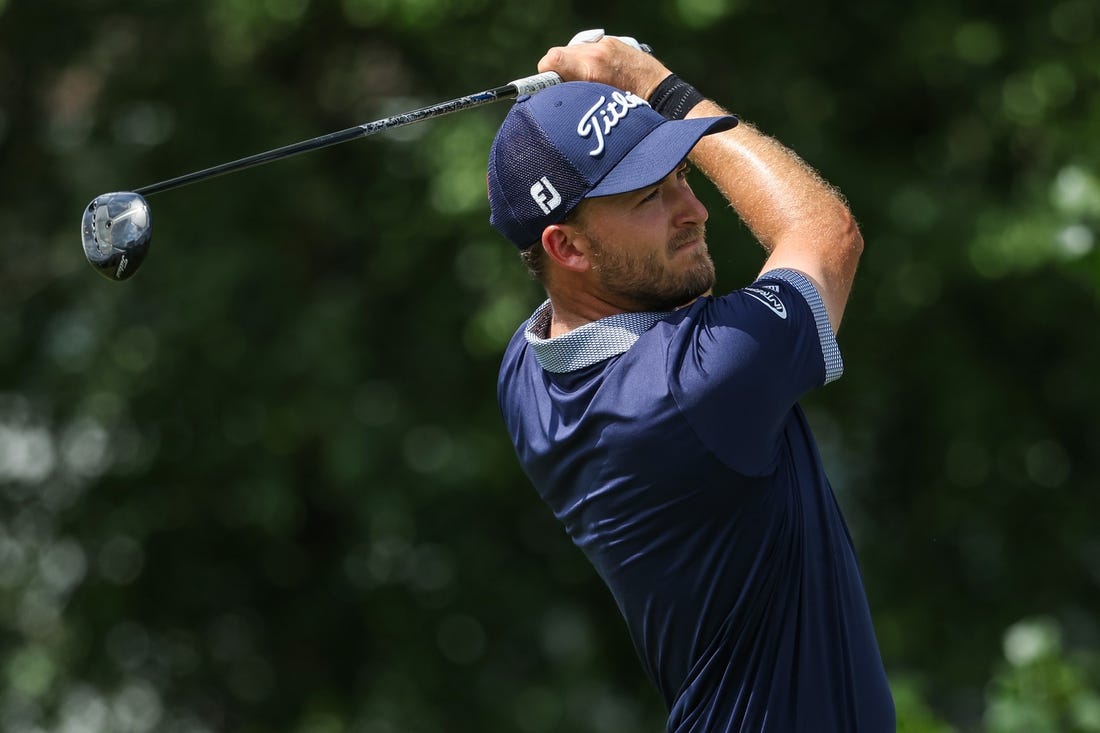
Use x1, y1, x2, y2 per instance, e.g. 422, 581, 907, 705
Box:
81, 192, 152, 281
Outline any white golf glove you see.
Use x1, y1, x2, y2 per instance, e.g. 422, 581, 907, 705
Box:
567, 28, 648, 53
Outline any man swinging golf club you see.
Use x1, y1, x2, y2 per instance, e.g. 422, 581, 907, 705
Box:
489, 32, 896, 732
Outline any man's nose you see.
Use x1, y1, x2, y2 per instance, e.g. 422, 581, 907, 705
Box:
673, 186, 708, 226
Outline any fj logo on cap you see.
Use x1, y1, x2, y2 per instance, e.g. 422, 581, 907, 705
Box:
578, 91, 648, 157
531, 176, 562, 215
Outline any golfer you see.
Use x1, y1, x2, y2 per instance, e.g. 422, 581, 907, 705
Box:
488, 35, 895, 732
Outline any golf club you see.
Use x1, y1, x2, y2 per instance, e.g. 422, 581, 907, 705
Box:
81, 29, 653, 283
80, 70, 566, 282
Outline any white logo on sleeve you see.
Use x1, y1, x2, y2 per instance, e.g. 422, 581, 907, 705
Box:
745, 287, 788, 319
531, 176, 562, 214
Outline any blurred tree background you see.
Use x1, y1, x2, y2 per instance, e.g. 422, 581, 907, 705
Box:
1, 0, 1098, 731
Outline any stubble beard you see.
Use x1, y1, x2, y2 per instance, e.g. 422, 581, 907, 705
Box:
589, 226, 717, 312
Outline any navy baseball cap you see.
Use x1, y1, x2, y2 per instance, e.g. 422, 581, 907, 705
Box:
487, 81, 737, 249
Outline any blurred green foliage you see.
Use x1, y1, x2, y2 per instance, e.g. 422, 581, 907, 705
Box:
985, 618, 1100, 733
0, 0, 1097, 731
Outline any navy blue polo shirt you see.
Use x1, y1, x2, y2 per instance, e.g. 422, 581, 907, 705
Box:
498, 269, 895, 732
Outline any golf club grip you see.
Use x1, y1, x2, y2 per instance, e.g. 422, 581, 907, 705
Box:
508, 71, 562, 96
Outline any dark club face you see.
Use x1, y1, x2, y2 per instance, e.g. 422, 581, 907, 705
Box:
81, 192, 152, 281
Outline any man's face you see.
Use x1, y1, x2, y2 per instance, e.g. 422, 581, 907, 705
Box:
573, 162, 715, 312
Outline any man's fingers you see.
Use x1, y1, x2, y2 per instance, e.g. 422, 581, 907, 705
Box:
536, 38, 670, 94
537, 46, 593, 82
536, 47, 563, 76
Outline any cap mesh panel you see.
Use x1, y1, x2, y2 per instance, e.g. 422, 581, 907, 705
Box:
489, 105, 590, 248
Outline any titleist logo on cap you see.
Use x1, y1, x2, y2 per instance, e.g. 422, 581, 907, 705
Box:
578, 91, 649, 158
487, 81, 736, 248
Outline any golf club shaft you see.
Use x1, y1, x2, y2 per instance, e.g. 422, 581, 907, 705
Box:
134, 71, 563, 197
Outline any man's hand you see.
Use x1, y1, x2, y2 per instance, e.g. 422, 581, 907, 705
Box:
536, 35, 672, 101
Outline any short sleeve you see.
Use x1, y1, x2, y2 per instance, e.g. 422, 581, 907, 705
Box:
667, 268, 843, 476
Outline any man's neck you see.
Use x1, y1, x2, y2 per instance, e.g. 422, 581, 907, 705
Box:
546, 291, 632, 338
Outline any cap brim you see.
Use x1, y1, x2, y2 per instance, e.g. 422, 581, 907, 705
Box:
586, 115, 738, 199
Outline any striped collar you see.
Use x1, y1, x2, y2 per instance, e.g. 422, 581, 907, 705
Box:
524, 300, 674, 373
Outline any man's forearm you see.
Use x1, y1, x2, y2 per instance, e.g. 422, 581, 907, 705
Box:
686, 100, 853, 256
686, 99, 862, 329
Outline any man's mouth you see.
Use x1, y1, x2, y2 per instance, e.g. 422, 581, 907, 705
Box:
672, 230, 706, 253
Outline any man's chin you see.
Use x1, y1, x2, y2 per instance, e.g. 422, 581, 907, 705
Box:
653, 278, 716, 312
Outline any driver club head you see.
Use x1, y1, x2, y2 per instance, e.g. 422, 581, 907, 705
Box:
81, 192, 152, 281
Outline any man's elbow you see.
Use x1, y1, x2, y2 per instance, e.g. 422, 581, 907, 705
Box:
838, 208, 864, 260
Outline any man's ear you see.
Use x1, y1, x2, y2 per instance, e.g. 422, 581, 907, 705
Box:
541, 224, 590, 273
